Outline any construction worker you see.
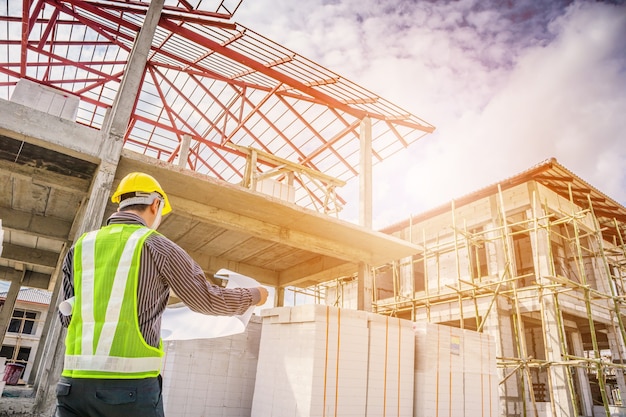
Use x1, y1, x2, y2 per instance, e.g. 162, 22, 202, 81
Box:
55, 172, 268, 417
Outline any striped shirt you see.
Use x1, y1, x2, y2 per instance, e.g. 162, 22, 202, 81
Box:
59, 211, 260, 347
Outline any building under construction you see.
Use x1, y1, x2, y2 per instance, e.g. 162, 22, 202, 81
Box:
0, 1, 625, 417
323, 158, 626, 417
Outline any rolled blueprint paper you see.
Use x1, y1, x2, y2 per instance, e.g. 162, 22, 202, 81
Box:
59, 296, 75, 316
160, 269, 263, 341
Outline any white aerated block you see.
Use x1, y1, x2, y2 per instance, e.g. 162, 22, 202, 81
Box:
366, 313, 414, 417
0, 357, 5, 395
161, 316, 262, 417
413, 322, 499, 417
252, 305, 369, 417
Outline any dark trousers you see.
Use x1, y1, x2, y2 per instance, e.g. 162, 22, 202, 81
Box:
55, 375, 164, 417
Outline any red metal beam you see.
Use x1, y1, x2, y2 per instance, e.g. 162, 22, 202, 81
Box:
35, 1, 55, 50
20, 0, 29, 77
27, 47, 121, 81
159, 18, 370, 121
81, 0, 237, 21
146, 66, 242, 177
223, 83, 282, 144
188, 74, 268, 151
328, 106, 382, 162
278, 95, 357, 176
153, 68, 227, 139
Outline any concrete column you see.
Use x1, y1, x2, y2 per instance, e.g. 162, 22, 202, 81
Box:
33, 1, 166, 414
400, 255, 414, 298
482, 297, 520, 417
359, 116, 372, 229
178, 134, 192, 168
607, 325, 626, 404
530, 204, 574, 417
357, 117, 372, 312
83, 0, 166, 233
541, 295, 574, 416
275, 286, 285, 307
357, 262, 372, 312
28, 245, 67, 385
570, 331, 594, 416
0, 274, 23, 344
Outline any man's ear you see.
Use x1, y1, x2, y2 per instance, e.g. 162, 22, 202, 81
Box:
150, 198, 161, 214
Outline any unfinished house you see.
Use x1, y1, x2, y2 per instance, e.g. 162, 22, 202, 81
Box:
326, 158, 626, 417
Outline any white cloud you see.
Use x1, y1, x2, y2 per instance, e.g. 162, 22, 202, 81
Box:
236, 0, 626, 228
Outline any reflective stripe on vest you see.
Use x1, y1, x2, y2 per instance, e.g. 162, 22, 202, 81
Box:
64, 226, 162, 376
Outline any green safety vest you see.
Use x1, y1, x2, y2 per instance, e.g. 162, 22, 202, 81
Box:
62, 224, 164, 379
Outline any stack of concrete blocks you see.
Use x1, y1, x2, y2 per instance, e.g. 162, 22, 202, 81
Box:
161, 316, 262, 417
413, 322, 499, 417
252, 304, 370, 417
10, 78, 79, 121
366, 313, 415, 417
257, 178, 296, 203
0, 357, 5, 395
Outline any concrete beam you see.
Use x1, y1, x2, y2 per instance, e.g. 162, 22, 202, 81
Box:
277, 256, 354, 287
0, 206, 72, 241
0, 158, 91, 194
1, 243, 59, 270
0, 207, 72, 241
174, 196, 372, 264
0, 266, 51, 289
187, 249, 280, 287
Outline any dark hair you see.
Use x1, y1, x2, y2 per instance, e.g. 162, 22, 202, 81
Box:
119, 204, 150, 213
118, 192, 150, 213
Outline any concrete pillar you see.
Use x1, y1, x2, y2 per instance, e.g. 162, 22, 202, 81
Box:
540, 296, 574, 416
178, 134, 192, 168
607, 325, 626, 404
529, 205, 574, 417
400, 255, 414, 298
357, 116, 372, 312
357, 262, 372, 312
482, 297, 520, 417
0, 274, 23, 344
358, 116, 372, 229
32, 1, 166, 414
275, 286, 285, 307
28, 246, 67, 385
571, 331, 594, 416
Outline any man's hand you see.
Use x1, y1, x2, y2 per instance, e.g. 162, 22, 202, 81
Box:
256, 286, 269, 306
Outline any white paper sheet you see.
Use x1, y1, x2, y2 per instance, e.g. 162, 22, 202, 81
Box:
160, 269, 260, 341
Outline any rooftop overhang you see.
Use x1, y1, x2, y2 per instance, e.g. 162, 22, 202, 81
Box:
113, 150, 422, 288
383, 158, 626, 244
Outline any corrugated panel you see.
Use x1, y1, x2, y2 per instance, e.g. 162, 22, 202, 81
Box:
0, 288, 52, 305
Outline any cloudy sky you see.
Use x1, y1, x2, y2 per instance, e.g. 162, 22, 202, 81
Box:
236, 0, 626, 229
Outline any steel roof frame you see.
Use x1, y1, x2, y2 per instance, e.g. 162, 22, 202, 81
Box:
0, 0, 434, 212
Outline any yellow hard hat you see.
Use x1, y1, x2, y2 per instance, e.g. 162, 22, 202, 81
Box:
111, 172, 172, 215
